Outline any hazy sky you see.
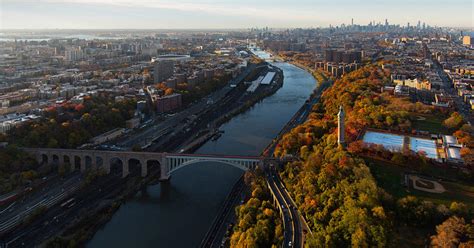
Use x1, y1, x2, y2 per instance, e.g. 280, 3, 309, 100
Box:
1, 0, 473, 29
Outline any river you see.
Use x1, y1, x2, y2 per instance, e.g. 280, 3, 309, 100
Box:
87, 51, 317, 248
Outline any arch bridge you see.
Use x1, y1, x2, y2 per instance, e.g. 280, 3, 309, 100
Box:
23, 148, 264, 181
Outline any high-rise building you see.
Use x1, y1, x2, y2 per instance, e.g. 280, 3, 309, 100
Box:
324, 49, 334, 62
65, 48, 84, 62
463, 36, 473, 46
156, 93, 182, 113
337, 106, 345, 147
153, 60, 174, 84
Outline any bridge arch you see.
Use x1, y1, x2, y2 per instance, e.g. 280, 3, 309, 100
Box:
73, 155, 82, 171
165, 156, 261, 179
62, 155, 71, 166
84, 155, 93, 171
51, 154, 60, 166
40, 153, 49, 164
95, 155, 104, 171
144, 160, 160, 177
127, 158, 143, 177
107, 157, 125, 177
60, 154, 72, 173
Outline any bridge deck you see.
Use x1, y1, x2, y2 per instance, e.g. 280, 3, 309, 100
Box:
24, 148, 262, 160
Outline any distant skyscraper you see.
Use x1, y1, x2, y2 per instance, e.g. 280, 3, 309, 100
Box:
351, 18, 354, 26
337, 106, 345, 147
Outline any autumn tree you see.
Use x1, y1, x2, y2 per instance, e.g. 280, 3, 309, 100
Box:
164, 88, 174, 96
431, 216, 474, 248
444, 112, 465, 130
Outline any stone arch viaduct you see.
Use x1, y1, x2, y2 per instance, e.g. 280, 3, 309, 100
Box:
23, 148, 263, 181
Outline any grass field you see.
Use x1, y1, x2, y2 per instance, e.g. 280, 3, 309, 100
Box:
411, 114, 448, 134
415, 179, 435, 190
365, 158, 474, 208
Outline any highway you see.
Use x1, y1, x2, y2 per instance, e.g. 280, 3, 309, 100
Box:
0, 170, 129, 247
258, 62, 328, 247
0, 172, 82, 236
114, 64, 257, 150
116, 93, 222, 149
0, 63, 261, 246
0, 63, 262, 246
200, 59, 323, 247
266, 165, 301, 248
0, 60, 302, 246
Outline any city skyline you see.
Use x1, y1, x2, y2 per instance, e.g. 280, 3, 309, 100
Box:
1, 0, 473, 29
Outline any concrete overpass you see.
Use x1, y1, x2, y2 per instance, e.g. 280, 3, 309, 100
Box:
23, 148, 263, 181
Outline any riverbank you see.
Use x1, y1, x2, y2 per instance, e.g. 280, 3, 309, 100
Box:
85, 57, 318, 248
200, 51, 329, 247
199, 176, 247, 248
168, 65, 284, 153
41, 64, 285, 246
150, 63, 284, 153
213, 67, 284, 127
275, 52, 332, 83
42, 170, 162, 247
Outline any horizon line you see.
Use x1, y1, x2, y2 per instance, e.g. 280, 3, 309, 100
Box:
2, 26, 473, 31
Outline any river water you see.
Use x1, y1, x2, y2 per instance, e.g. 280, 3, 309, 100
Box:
87, 52, 316, 248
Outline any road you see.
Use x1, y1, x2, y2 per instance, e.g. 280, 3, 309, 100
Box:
0, 170, 130, 247
200, 56, 322, 247
431, 46, 473, 125
0, 172, 82, 236
266, 165, 301, 248
0, 64, 260, 245
257, 62, 328, 247
200, 177, 246, 248
263, 79, 331, 157
113, 64, 257, 150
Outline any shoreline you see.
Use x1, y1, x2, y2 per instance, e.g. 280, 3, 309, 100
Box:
42, 50, 320, 247
40, 64, 285, 247
197, 52, 328, 247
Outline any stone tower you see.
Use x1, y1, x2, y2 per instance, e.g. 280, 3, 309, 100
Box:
337, 106, 346, 147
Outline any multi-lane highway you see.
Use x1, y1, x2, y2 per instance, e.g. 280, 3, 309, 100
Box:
200, 58, 323, 248
114, 64, 257, 150
0, 172, 82, 236
266, 165, 301, 248
0, 170, 130, 247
